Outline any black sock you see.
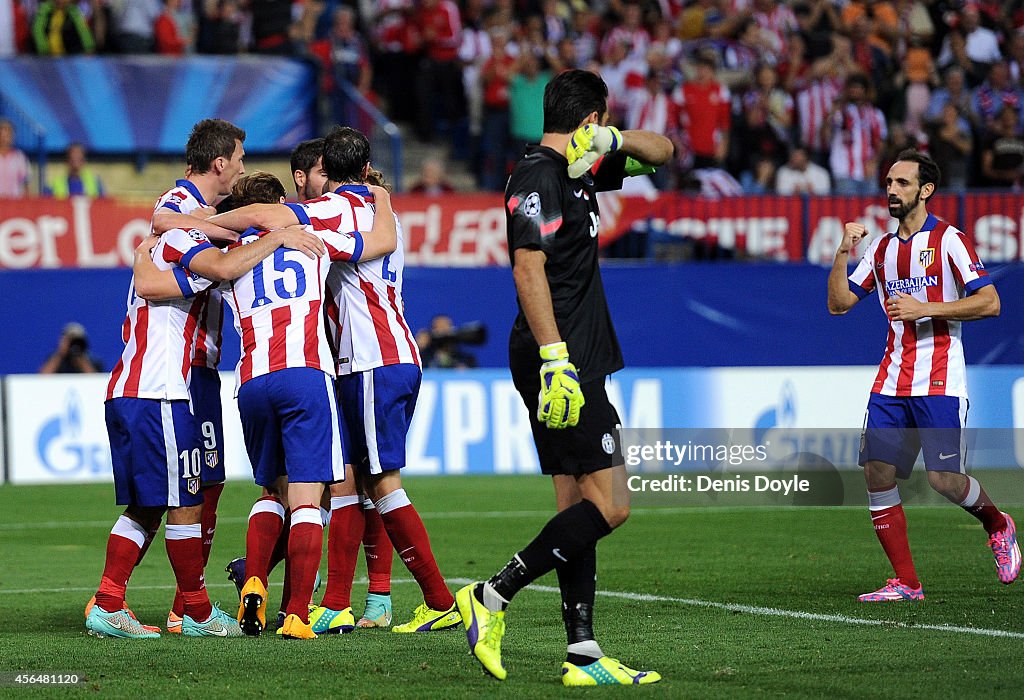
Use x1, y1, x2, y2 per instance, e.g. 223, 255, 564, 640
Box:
487, 500, 611, 603
559, 542, 600, 664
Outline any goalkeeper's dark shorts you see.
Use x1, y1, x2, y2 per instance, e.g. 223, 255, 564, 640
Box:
512, 371, 624, 476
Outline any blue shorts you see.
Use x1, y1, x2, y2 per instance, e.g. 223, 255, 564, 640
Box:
189, 366, 225, 484
237, 368, 346, 487
858, 394, 969, 478
336, 364, 420, 474
105, 398, 204, 508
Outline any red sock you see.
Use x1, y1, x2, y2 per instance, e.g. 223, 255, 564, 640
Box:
268, 511, 291, 574
245, 497, 285, 587
165, 523, 212, 622
202, 483, 223, 565
868, 486, 919, 589
959, 476, 1008, 535
377, 489, 453, 610
284, 506, 324, 622
320, 497, 365, 610
363, 499, 393, 595
94, 516, 146, 612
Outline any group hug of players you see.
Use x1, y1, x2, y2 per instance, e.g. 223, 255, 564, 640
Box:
85, 119, 463, 641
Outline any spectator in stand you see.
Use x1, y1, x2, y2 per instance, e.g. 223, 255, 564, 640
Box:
414, 0, 464, 143
539, 0, 568, 45
626, 67, 677, 189
936, 5, 1002, 87
827, 73, 887, 195
674, 53, 731, 168
601, 1, 649, 62
749, 0, 799, 64
775, 145, 831, 194
648, 17, 681, 65
971, 61, 1024, 134
599, 36, 645, 123
778, 31, 813, 93
927, 103, 973, 190
795, 35, 854, 166
925, 66, 973, 124
0, 119, 29, 198
109, 0, 161, 53
373, 0, 420, 123
44, 142, 104, 198
310, 6, 372, 128
744, 62, 794, 142
1008, 30, 1024, 88
0, 0, 13, 57
39, 322, 103, 374
792, 0, 842, 60
979, 106, 1024, 189
568, 4, 598, 67
676, 0, 726, 41
899, 34, 937, 136
478, 26, 517, 191
195, 0, 244, 54
154, 0, 191, 55
847, 15, 893, 112
508, 48, 550, 156
732, 97, 788, 193
409, 158, 455, 194
33, 0, 95, 54
459, 0, 491, 173
840, 0, 899, 56
250, 0, 293, 54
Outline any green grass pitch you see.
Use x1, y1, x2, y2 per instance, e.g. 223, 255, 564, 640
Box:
1, 475, 1022, 698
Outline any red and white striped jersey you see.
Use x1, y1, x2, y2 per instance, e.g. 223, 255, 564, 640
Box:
221, 216, 364, 391
796, 78, 841, 153
848, 214, 992, 398
106, 228, 217, 401
829, 102, 887, 180
152, 179, 225, 370
320, 185, 420, 374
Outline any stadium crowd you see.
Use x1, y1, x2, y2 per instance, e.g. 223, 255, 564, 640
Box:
4, 1, 1024, 194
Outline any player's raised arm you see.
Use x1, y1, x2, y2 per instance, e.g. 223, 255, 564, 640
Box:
206, 202, 300, 233
153, 205, 239, 243
189, 225, 325, 281
828, 222, 868, 315
133, 236, 190, 301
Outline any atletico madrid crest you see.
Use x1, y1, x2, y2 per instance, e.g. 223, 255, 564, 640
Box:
919, 248, 935, 269
205, 451, 218, 468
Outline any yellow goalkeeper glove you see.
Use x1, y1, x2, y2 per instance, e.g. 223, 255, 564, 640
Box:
537, 341, 585, 429
566, 124, 622, 179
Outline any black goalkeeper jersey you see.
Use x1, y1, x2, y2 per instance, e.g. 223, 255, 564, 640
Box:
505, 144, 627, 383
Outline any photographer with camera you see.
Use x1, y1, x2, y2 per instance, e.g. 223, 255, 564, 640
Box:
40, 322, 103, 374
417, 315, 485, 369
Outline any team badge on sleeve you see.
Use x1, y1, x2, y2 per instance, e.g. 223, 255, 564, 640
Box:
523, 192, 541, 218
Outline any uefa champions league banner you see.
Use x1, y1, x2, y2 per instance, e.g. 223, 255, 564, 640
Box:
3, 192, 1024, 269
3, 367, 1024, 485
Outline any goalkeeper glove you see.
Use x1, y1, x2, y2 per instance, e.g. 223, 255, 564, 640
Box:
566, 124, 622, 179
537, 341, 585, 430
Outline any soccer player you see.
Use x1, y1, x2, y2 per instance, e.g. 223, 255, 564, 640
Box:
455, 69, 672, 685
827, 149, 1020, 601
151, 118, 247, 634
304, 128, 453, 635
88, 214, 322, 639
138, 170, 398, 639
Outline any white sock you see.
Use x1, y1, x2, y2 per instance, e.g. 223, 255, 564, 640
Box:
567, 640, 604, 661
481, 582, 509, 613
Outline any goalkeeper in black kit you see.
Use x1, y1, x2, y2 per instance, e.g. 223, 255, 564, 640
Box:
455, 69, 673, 686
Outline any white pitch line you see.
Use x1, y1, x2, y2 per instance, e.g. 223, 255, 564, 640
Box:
0, 507, 707, 531
1, 576, 1021, 640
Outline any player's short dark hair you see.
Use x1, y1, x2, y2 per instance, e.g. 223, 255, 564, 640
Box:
322, 126, 370, 183
290, 138, 324, 175
542, 69, 608, 134
895, 149, 941, 199
224, 171, 286, 211
186, 119, 245, 174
